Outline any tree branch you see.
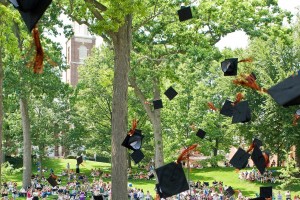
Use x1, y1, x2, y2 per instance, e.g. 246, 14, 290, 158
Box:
129, 76, 155, 123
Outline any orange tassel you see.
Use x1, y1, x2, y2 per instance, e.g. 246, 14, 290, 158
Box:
128, 119, 138, 136
32, 25, 44, 74
233, 73, 267, 93
177, 144, 198, 163
208, 102, 218, 111
235, 169, 240, 173
233, 92, 244, 106
263, 152, 270, 168
238, 58, 253, 63
246, 143, 255, 153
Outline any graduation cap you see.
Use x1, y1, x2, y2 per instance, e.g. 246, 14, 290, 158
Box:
164, 86, 178, 100
47, 175, 58, 187
155, 184, 165, 198
153, 99, 163, 109
9, 0, 52, 74
252, 138, 263, 148
93, 196, 104, 200
177, 6, 192, 22
196, 129, 206, 139
251, 146, 267, 174
221, 58, 238, 76
9, 0, 52, 32
232, 101, 251, 124
268, 75, 300, 107
155, 144, 197, 198
229, 148, 250, 170
76, 156, 83, 165
155, 162, 189, 198
203, 182, 209, 186
260, 186, 272, 198
122, 129, 144, 151
225, 186, 235, 198
131, 149, 145, 164
220, 100, 234, 117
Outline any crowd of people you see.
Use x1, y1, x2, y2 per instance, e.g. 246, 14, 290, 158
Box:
0, 163, 299, 200
238, 169, 277, 183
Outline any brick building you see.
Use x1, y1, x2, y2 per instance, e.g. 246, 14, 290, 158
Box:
65, 22, 96, 87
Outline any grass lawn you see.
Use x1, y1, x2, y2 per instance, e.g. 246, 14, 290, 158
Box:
3, 158, 300, 199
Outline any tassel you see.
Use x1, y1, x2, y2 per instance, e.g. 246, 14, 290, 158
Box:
246, 142, 255, 153
263, 152, 270, 167
233, 73, 267, 93
235, 169, 240, 173
32, 25, 44, 74
233, 92, 244, 106
177, 144, 198, 163
238, 58, 253, 63
208, 102, 218, 111
128, 119, 138, 136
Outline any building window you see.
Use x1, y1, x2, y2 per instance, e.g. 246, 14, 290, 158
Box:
78, 45, 88, 63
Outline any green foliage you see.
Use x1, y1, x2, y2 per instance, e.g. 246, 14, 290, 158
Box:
1, 162, 22, 183
278, 151, 300, 190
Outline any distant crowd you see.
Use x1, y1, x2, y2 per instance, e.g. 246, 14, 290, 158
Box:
238, 169, 277, 183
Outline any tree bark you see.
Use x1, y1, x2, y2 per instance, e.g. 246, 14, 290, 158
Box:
0, 47, 4, 189
20, 97, 32, 188
110, 14, 132, 200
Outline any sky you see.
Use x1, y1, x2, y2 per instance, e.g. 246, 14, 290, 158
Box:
215, 0, 300, 50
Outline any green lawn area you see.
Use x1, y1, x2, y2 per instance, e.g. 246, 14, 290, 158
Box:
3, 157, 300, 199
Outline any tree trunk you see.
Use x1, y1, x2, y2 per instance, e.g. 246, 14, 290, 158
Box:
110, 14, 132, 200
213, 138, 219, 156
20, 97, 32, 188
0, 47, 4, 189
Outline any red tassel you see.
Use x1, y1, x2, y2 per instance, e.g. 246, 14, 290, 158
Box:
208, 102, 218, 111
238, 58, 253, 63
128, 119, 138, 136
233, 73, 266, 93
263, 152, 270, 167
177, 144, 198, 163
32, 26, 44, 74
246, 143, 255, 153
233, 92, 244, 106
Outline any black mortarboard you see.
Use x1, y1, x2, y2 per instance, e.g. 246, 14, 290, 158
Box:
77, 156, 83, 165
252, 138, 263, 148
221, 58, 238, 76
122, 129, 143, 151
196, 129, 206, 139
47, 176, 58, 187
155, 162, 189, 198
177, 6, 192, 22
229, 148, 250, 170
220, 100, 234, 117
260, 186, 272, 198
203, 182, 209, 186
131, 149, 145, 164
153, 99, 163, 109
93, 196, 104, 200
268, 75, 300, 107
251, 146, 266, 174
164, 86, 178, 100
9, 0, 52, 32
232, 101, 251, 124
225, 186, 235, 197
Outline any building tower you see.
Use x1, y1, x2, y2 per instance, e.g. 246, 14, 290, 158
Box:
65, 22, 96, 87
